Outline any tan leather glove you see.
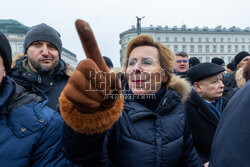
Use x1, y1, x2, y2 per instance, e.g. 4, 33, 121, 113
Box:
59, 20, 123, 134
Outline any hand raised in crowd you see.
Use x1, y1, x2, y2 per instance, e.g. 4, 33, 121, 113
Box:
59, 19, 123, 134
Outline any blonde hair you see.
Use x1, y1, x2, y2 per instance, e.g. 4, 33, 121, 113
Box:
124, 35, 175, 88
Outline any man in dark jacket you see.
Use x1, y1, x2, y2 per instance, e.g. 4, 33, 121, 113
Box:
9, 23, 69, 111
186, 63, 225, 164
0, 31, 71, 166
209, 61, 250, 167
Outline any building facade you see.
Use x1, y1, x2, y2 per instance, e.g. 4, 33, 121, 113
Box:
0, 19, 78, 69
119, 25, 250, 66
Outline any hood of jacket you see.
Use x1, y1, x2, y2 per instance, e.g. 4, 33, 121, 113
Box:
11, 54, 72, 76
122, 74, 191, 119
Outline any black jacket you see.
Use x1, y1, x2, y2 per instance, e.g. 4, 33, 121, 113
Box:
209, 80, 250, 167
185, 90, 220, 163
9, 56, 69, 111
62, 76, 203, 167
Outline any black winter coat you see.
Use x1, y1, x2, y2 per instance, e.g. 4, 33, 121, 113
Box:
9, 56, 69, 111
185, 90, 219, 163
209, 80, 250, 167
63, 77, 203, 167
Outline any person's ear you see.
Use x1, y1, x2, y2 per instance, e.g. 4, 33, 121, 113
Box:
193, 81, 202, 93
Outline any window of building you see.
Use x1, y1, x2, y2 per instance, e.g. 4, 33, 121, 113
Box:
166, 37, 169, 42
198, 45, 202, 52
213, 45, 217, 52
174, 45, 178, 53
199, 57, 203, 62
198, 37, 201, 42
206, 45, 210, 52
221, 38, 224, 42
190, 45, 194, 53
206, 57, 210, 62
249, 45, 250, 52
182, 45, 186, 52
228, 38, 231, 42
235, 38, 238, 42
157, 37, 161, 42
220, 45, 224, 52
235, 45, 238, 52
213, 38, 216, 42
242, 38, 245, 42
242, 45, 245, 51
174, 37, 177, 42
228, 45, 231, 52
206, 38, 209, 42
190, 37, 194, 42
228, 57, 232, 63
167, 45, 170, 49
182, 37, 185, 42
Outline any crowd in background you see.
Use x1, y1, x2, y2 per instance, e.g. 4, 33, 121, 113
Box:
0, 21, 249, 167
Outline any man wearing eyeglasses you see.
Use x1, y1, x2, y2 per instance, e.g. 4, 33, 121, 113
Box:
174, 52, 189, 78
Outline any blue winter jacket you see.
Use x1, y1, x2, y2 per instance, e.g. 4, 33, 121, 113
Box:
0, 76, 71, 167
63, 76, 203, 167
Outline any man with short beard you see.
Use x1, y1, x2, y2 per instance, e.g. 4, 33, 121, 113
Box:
0, 31, 71, 166
10, 23, 69, 111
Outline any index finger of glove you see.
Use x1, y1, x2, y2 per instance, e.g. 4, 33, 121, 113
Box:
75, 19, 109, 73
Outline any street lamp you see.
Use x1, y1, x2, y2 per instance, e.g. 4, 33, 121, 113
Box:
136, 16, 145, 35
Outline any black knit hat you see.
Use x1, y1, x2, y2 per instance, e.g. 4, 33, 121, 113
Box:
226, 62, 236, 71
24, 23, 62, 56
189, 57, 200, 68
0, 31, 12, 73
211, 57, 225, 65
187, 63, 225, 84
234, 51, 250, 66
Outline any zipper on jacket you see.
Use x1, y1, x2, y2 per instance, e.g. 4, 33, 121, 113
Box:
38, 74, 42, 84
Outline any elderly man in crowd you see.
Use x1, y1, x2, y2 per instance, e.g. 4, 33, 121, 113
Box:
185, 63, 225, 166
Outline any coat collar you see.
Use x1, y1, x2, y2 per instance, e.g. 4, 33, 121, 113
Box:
188, 89, 219, 126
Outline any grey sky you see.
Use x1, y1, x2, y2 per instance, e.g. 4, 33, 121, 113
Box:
2, 0, 250, 67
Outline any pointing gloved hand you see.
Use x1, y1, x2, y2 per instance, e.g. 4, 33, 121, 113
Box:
59, 19, 123, 134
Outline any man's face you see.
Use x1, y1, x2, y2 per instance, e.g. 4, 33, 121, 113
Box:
26, 41, 59, 73
0, 56, 6, 86
174, 56, 189, 73
237, 56, 250, 69
194, 73, 224, 102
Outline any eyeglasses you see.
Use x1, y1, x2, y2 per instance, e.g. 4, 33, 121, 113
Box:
126, 57, 159, 69
176, 60, 188, 63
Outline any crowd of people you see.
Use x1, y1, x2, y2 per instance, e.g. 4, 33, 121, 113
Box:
0, 19, 249, 166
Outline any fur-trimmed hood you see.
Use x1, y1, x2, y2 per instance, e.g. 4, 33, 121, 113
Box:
111, 68, 192, 103
11, 53, 73, 76
168, 75, 191, 102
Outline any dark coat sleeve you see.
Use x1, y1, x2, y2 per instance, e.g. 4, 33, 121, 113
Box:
182, 114, 203, 167
209, 80, 250, 167
63, 123, 107, 166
